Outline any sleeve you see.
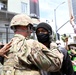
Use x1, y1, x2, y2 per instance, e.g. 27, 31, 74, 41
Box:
25, 40, 64, 72
60, 47, 74, 75
62, 52, 74, 75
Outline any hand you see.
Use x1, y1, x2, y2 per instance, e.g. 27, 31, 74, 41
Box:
72, 61, 76, 66
70, 15, 75, 27
0, 41, 12, 58
70, 15, 74, 21
65, 37, 68, 42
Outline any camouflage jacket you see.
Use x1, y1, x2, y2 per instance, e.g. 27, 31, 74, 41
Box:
2, 34, 63, 75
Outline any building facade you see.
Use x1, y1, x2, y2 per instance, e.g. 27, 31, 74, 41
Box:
0, 0, 40, 43
68, 0, 76, 24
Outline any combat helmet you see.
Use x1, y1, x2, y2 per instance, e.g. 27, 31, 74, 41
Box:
10, 14, 33, 29
68, 35, 76, 50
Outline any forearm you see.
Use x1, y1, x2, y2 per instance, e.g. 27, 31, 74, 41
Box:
29, 48, 63, 72
24, 39, 63, 72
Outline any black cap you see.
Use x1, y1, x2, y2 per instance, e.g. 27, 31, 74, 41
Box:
36, 22, 52, 34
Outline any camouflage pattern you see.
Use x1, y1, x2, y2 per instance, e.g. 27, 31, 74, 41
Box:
50, 42, 58, 49
10, 14, 33, 28
1, 34, 63, 75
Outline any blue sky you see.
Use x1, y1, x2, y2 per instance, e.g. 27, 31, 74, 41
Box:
39, 0, 74, 35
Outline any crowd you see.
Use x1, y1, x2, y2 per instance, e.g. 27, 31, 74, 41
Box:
0, 13, 75, 75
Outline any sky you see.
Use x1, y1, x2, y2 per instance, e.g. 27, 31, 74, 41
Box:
39, 0, 74, 35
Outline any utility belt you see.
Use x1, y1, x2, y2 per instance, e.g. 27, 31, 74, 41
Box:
3, 66, 38, 70
1, 66, 40, 75
3, 64, 39, 70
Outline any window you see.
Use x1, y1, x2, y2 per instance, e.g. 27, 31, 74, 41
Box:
21, 2, 27, 13
0, 2, 4, 9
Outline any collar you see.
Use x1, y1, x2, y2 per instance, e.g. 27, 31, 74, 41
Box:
14, 34, 26, 39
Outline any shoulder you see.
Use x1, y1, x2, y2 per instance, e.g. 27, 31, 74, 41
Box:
58, 46, 68, 59
58, 46, 67, 53
10, 37, 27, 52
50, 42, 57, 49
26, 39, 48, 50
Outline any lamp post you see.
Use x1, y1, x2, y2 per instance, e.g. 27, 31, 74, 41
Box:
5, 24, 9, 43
54, 2, 65, 41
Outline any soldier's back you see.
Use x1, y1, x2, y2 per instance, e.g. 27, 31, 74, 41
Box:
2, 34, 40, 75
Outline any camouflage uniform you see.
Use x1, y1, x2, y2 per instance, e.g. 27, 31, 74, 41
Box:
1, 14, 63, 75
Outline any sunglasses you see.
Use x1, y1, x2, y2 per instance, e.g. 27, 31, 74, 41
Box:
27, 24, 34, 31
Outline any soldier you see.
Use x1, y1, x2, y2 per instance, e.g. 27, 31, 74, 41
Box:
1, 14, 63, 75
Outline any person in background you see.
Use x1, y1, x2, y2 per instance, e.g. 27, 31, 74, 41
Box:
0, 42, 11, 58
36, 22, 74, 75
68, 43, 76, 75
0, 41, 11, 75
70, 15, 76, 33
1, 14, 63, 75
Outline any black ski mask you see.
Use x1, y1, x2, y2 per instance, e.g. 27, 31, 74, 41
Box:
36, 22, 52, 43
37, 33, 49, 43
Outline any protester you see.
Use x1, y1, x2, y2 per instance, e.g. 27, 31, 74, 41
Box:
0, 41, 12, 65
36, 22, 74, 75
68, 42, 76, 75
1, 14, 63, 75
70, 15, 76, 33
0, 41, 11, 75
0, 42, 11, 58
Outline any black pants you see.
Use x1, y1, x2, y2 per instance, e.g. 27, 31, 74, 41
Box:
74, 72, 76, 75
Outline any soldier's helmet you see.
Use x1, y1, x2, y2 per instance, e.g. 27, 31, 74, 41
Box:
68, 35, 76, 47
10, 14, 33, 29
68, 41, 76, 50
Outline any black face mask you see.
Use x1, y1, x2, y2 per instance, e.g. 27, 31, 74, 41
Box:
37, 33, 49, 43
